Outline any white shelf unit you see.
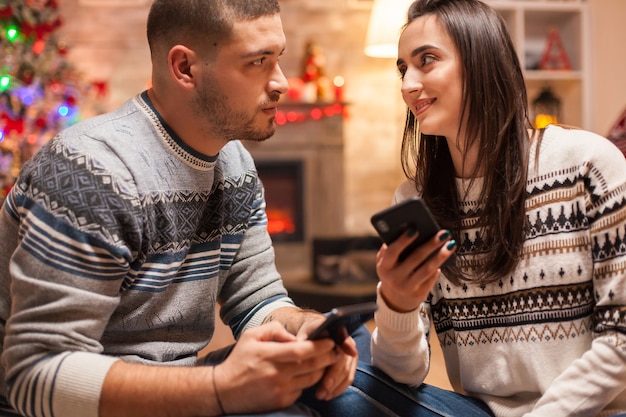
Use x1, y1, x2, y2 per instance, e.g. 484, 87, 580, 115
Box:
485, 0, 591, 130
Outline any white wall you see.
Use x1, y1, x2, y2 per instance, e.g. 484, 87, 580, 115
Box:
588, 0, 626, 135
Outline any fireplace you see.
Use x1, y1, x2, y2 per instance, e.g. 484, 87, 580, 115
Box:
257, 159, 304, 242
244, 103, 346, 281
244, 103, 378, 311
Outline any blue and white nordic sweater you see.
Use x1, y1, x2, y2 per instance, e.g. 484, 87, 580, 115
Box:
0, 91, 294, 417
372, 125, 626, 417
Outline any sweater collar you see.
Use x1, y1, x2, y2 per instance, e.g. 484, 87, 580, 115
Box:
134, 91, 218, 171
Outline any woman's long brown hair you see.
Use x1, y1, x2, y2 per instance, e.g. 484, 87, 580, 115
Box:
401, 0, 534, 285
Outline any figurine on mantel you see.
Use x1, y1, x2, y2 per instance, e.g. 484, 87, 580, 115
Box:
299, 40, 335, 103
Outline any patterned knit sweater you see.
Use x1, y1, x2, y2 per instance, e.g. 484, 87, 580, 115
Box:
0, 92, 294, 417
372, 125, 626, 417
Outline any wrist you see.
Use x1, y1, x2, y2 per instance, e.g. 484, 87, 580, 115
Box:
212, 365, 227, 416
263, 306, 322, 334
379, 285, 420, 313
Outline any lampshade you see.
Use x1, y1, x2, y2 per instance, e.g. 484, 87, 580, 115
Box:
364, 0, 414, 58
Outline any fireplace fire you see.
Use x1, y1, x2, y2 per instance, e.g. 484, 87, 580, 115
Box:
257, 160, 304, 242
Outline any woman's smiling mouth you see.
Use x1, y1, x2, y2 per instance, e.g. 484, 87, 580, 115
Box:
413, 98, 436, 116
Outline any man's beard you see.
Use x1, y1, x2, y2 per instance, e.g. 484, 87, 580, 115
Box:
193, 80, 278, 143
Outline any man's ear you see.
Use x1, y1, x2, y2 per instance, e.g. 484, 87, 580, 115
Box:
168, 45, 197, 90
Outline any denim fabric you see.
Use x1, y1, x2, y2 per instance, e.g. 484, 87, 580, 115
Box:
222, 326, 494, 417
226, 364, 494, 417
352, 324, 372, 363
298, 363, 494, 417
226, 403, 321, 417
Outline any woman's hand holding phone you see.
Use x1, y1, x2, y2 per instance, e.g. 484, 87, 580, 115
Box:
370, 198, 457, 313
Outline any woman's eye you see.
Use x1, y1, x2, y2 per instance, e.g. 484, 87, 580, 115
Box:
421, 54, 435, 66
397, 67, 407, 79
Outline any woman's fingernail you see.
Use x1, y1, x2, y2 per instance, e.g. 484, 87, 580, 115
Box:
446, 240, 457, 250
407, 227, 417, 237
439, 230, 451, 241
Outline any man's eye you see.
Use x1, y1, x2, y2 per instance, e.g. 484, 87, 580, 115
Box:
252, 57, 266, 65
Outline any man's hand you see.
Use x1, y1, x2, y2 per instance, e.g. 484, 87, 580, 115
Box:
213, 321, 340, 414
263, 307, 359, 401
295, 312, 359, 401
99, 311, 360, 417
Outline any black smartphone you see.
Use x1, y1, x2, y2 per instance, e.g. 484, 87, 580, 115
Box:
370, 197, 454, 265
307, 302, 378, 344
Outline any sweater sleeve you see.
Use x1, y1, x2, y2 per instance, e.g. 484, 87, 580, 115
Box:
524, 128, 626, 416
0, 143, 140, 417
371, 283, 432, 386
216, 158, 294, 337
1, 205, 130, 417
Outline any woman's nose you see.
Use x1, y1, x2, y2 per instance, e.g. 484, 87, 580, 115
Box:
401, 68, 423, 96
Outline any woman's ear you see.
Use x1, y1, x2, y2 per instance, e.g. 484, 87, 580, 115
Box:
168, 45, 197, 89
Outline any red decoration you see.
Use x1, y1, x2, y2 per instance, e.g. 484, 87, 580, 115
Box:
0, 6, 12, 19
32, 38, 45, 54
0, 113, 25, 135
334, 84, 344, 102
26, 0, 50, 10
608, 107, 626, 157
286, 78, 304, 101
91, 81, 109, 98
34, 117, 47, 129
275, 103, 345, 126
301, 41, 326, 82
539, 27, 572, 70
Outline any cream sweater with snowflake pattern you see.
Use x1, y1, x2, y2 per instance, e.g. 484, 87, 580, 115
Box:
372, 125, 626, 417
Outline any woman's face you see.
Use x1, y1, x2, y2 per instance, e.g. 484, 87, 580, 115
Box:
397, 14, 464, 141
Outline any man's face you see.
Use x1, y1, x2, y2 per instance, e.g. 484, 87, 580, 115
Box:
193, 13, 289, 144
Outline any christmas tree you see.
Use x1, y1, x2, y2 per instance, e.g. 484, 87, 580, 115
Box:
0, 0, 105, 198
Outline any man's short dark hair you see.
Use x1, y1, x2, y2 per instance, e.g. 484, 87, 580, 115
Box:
147, 0, 281, 58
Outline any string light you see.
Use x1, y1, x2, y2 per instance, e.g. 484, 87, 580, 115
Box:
6, 26, 19, 42
58, 105, 70, 117
0, 75, 10, 91
32, 39, 45, 54
274, 103, 345, 126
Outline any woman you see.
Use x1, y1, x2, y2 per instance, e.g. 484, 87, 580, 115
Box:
371, 0, 626, 416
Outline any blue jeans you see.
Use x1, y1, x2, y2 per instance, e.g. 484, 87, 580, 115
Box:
297, 363, 494, 417
228, 365, 493, 417
221, 326, 494, 417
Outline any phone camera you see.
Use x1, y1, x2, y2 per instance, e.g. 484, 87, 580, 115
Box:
375, 220, 389, 233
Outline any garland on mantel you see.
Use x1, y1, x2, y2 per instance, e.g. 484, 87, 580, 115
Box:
275, 102, 347, 126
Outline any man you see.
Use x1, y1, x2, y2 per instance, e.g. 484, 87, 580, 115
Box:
0, 1, 360, 416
